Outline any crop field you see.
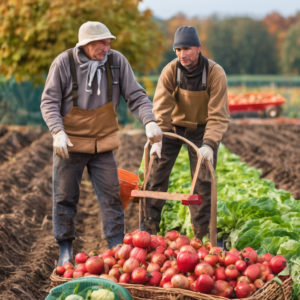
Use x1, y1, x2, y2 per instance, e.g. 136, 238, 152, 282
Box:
0, 122, 299, 299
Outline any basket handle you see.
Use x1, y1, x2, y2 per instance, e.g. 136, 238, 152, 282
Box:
142, 132, 218, 247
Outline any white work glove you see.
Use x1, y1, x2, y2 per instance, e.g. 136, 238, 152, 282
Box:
145, 122, 163, 144
53, 131, 73, 159
150, 141, 162, 159
198, 145, 214, 182
199, 144, 214, 165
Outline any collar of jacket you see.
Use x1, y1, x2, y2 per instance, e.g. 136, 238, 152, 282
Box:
177, 52, 204, 78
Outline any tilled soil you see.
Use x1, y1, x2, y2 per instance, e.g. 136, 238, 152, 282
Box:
222, 122, 300, 200
0, 130, 145, 300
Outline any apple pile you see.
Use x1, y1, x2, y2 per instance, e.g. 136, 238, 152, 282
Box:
55, 230, 288, 298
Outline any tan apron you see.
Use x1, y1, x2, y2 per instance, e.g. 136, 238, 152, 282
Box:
171, 60, 212, 129
63, 49, 120, 154
172, 61, 214, 182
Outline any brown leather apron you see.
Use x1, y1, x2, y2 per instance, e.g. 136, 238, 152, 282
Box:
171, 60, 212, 129
63, 50, 120, 154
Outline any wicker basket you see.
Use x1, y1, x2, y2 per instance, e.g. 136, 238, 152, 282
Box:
50, 269, 73, 287
119, 277, 293, 300
50, 269, 293, 300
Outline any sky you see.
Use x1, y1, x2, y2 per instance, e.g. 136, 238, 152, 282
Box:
138, 0, 300, 20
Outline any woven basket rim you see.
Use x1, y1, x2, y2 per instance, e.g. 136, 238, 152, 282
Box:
50, 269, 293, 300
51, 268, 74, 283
119, 276, 293, 300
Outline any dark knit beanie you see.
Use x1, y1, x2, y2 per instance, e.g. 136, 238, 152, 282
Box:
173, 26, 201, 50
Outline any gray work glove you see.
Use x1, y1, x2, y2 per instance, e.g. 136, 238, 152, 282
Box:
145, 122, 163, 144
53, 131, 73, 159
150, 141, 162, 158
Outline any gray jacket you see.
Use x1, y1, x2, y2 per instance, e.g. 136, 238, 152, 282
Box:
41, 47, 156, 134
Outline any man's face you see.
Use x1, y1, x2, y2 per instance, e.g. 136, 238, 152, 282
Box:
82, 38, 111, 61
175, 46, 202, 69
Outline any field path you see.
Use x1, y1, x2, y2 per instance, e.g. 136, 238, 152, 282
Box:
223, 123, 300, 199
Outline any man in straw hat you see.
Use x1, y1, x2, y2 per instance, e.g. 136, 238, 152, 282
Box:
41, 21, 162, 264
142, 26, 229, 240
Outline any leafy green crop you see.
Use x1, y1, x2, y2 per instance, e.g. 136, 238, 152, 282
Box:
139, 144, 300, 299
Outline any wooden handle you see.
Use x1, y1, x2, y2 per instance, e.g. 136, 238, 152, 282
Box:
141, 133, 217, 247
207, 160, 217, 247
143, 133, 202, 195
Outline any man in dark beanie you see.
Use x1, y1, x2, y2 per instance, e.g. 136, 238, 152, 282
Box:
141, 26, 230, 240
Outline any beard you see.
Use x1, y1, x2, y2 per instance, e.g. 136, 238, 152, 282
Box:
181, 53, 199, 69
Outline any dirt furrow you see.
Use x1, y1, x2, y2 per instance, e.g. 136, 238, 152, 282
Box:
0, 133, 56, 299
222, 123, 300, 199
0, 127, 42, 166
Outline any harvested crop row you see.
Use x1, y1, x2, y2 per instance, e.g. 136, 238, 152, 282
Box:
222, 123, 300, 199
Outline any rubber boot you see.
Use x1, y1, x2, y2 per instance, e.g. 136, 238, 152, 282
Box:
106, 234, 124, 249
217, 237, 224, 248
58, 240, 73, 266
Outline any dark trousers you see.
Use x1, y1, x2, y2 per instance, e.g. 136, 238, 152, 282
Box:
140, 126, 218, 239
52, 151, 124, 245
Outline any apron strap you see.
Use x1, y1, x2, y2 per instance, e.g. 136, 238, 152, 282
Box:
176, 57, 208, 91
202, 64, 207, 90
105, 53, 113, 102
67, 49, 78, 107
177, 68, 182, 88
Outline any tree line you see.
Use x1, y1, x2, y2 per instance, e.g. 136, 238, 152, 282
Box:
0, 2, 299, 81
0, 1, 299, 126
156, 12, 300, 75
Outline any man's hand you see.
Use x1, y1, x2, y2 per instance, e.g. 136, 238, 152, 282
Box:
53, 131, 73, 159
199, 144, 214, 165
150, 141, 162, 159
145, 122, 163, 144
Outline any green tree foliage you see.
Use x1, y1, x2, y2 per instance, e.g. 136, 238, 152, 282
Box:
0, 0, 166, 82
206, 18, 278, 75
282, 26, 300, 74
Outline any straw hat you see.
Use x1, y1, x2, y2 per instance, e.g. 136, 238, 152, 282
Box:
76, 21, 116, 47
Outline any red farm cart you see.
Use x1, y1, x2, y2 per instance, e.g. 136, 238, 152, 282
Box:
228, 92, 286, 118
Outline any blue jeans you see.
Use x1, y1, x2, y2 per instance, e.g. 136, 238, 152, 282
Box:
52, 151, 124, 247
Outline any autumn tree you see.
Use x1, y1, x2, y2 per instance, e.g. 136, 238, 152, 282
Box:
263, 12, 300, 61
282, 26, 300, 74
206, 18, 278, 75
0, 0, 166, 82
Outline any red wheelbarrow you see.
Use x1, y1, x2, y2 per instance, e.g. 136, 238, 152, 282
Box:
118, 169, 139, 210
